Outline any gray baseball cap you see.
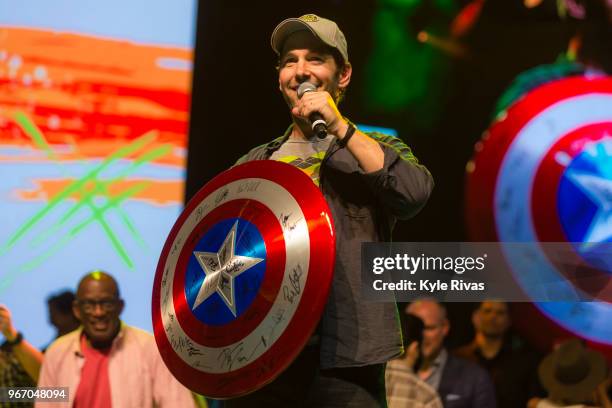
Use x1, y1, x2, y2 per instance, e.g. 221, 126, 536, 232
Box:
271, 14, 349, 64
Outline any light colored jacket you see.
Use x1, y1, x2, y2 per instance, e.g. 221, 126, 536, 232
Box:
36, 324, 196, 408
386, 358, 443, 408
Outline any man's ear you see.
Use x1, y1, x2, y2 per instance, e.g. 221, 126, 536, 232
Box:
472, 310, 480, 328
442, 318, 450, 337
338, 62, 352, 89
72, 301, 82, 323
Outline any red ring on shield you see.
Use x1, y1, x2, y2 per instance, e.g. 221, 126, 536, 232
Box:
466, 77, 612, 241
530, 122, 612, 302
531, 123, 612, 242
465, 76, 612, 353
152, 160, 335, 398
172, 199, 285, 347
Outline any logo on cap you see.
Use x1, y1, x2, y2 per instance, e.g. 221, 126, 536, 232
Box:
300, 14, 319, 22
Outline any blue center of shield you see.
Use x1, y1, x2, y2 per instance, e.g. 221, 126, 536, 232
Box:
558, 141, 612, 272
185, 218, 266, 325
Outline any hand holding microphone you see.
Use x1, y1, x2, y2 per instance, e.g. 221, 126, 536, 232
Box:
296, 82, 329, 139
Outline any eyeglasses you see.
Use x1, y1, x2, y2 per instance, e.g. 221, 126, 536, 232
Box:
76, 299, 120, 312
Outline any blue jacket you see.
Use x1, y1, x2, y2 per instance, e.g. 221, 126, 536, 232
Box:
438, 354, 497, 408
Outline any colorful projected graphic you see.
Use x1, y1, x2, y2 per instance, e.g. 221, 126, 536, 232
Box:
364, 0, 456, 130
0, 0, 196, 347
466, 76, 612, 349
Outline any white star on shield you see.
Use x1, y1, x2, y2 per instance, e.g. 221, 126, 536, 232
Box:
192, 220, 264, 316
567, 171, 612, 245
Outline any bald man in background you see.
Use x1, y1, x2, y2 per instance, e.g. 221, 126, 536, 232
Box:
36, 271, 196, 408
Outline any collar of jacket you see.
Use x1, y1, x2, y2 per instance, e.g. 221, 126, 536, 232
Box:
263, 124, 293, 154
264, 118, 356, 155
72, 321, 128, 356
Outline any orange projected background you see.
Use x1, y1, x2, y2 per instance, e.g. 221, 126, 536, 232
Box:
0, 27, 190, 168
0, 1, 196, 347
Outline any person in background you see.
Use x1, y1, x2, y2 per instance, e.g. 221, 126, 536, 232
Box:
386, 312, 443, 408
528, 338, 608, 408
454, 301, 542, 408
36, 271, 196, 408
595, 376, 612, 408
407, 299, 496, 408
43, 290, 80, 352
0, 304, 44, 408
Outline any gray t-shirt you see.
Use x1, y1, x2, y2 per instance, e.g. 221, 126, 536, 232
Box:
269, 135, 334, 186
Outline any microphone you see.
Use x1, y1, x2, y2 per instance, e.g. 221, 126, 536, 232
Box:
297, 82, 327, 139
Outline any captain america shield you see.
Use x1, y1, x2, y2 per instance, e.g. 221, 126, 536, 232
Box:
152, 160, 335, 398
466, 76, 612, 346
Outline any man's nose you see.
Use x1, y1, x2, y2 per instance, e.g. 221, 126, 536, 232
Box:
295, 59, 310, 80
91, 303, 107, 316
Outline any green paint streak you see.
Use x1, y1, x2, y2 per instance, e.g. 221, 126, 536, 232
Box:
2, 182, 148, 289
134, 144, 173, 165
118, 208, 148, 250
0, 111, 178, 290
13, 111, 58, 161
70, 182, 150, 268
71, 182, 149, 236
87, 198, 134, 268
0, 234, 73, 293
0, 130, 159, 255
31, 144, 171, 248
58, 144, 171, 224
97, 210, 135, 268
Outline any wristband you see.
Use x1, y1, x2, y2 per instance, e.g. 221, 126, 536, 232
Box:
337, 124, 356, 148
5, 331, 23, 347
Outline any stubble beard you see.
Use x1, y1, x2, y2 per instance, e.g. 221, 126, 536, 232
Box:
282, 75, 342, 113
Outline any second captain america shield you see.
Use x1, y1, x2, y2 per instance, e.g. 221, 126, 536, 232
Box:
152, 160, 335, 398
465, 75, 612, 349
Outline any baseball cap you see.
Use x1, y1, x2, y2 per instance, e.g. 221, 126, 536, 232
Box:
271, 14, 349, 64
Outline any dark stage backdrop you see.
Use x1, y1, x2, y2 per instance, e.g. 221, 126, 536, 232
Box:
186, 0, 572, 350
